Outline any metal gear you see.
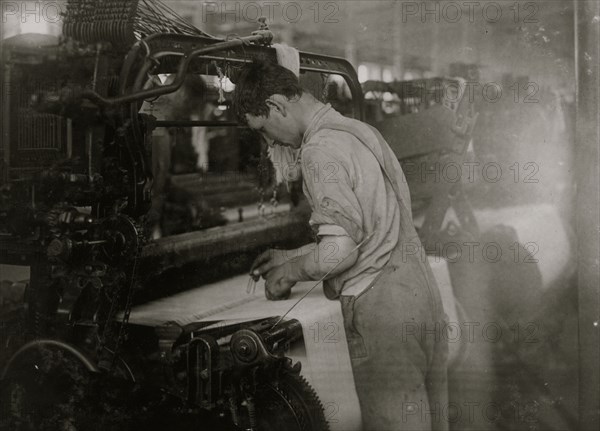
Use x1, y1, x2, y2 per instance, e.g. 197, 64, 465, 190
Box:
98, 214, 144, 265
244, 372, 330, 431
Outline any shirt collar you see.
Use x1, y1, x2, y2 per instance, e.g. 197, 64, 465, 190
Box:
302, 103, 333, 145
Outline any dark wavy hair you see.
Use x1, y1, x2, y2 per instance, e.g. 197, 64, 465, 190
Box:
232, 60, 303, 124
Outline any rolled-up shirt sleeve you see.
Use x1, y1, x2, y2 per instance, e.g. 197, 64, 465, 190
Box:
301, 144, 365, 244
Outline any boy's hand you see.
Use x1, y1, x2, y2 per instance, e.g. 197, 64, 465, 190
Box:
250, 248, 299, 280
264, 264, 296, 300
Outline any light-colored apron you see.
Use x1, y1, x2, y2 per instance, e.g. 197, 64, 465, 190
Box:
314, 118, 450, 431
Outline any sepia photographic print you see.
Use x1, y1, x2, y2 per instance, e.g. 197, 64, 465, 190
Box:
0, 1, 598, 430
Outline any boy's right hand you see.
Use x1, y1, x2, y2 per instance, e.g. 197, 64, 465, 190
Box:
250, 248, 298, 280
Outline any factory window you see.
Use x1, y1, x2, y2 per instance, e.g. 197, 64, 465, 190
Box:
382, 68, 394, 83
358, 65, 368, 83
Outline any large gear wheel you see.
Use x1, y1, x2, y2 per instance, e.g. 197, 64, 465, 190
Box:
99, 214, 145, 265
248, 372, 330, 431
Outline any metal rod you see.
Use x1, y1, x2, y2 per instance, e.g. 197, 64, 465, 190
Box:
86, 130, 93, 181
83, 32, 273, 106
154, 120, 240, 128
575, 1, 600, 430
2, 63, 11, 180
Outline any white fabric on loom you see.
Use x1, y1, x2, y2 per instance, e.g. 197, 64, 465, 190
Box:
128, 275, 362, 431
268, 43, 301, 187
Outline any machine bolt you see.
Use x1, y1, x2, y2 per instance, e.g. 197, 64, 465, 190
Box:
235, 337, 258, 361
238, 344, 249, 356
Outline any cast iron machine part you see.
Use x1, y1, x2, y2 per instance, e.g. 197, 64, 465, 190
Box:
180, 317, 329, 431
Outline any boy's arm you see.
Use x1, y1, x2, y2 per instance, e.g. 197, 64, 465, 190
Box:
285, 235, 359, 282
262, 235, 358, 300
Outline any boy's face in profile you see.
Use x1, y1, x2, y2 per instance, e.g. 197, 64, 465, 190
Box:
244, 95, 303, 149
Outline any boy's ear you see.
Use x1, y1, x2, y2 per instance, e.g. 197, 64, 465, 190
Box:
265, 96, 287, 116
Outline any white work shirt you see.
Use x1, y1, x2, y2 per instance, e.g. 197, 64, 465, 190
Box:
300, 104, 402, 298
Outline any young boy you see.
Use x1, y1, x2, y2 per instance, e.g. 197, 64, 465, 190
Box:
233, 61, 448, 431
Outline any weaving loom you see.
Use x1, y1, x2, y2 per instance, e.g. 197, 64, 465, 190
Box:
0, 1, 363, 429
